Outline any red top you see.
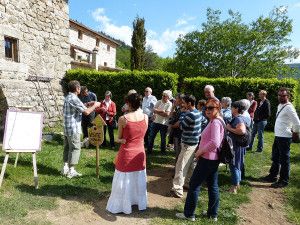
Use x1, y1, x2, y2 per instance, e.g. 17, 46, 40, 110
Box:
115, 116, 147, 172
95, 100, 116, 125
248, 100, 257, 119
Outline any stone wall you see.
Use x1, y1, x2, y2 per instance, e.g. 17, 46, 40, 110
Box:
0, 0, 70, 136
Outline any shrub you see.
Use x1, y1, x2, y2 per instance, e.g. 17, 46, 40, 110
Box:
65, 69, 178, 117
182, 77, 299, 129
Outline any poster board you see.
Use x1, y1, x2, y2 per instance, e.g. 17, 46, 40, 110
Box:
2, 109, 44, 152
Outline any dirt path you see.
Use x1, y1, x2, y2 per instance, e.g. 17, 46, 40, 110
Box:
26, 166, 184, 225
237, 181, 293, 225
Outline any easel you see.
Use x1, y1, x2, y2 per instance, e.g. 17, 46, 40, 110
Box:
0, 150, 39, 189
88, 115, 106, 178
0, 109, 43, 189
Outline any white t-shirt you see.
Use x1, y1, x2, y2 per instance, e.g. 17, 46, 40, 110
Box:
153, 100, 172, 125
275, 103, 300, 137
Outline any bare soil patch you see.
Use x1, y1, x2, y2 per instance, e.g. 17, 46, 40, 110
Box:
25, 166, 183, 225
237, 181, 293, 225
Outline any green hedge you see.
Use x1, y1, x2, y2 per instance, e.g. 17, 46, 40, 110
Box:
65, 69, 178, 117
182, 77, 299, 130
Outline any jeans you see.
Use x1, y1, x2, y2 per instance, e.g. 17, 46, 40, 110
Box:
269, 136, 292, 184
229, 163, 242, 185
147, 122, 168, 153
184, 157, 219, 219
103, 121, 115, 148
64, 133, 81, 165
249, 120, 267, 151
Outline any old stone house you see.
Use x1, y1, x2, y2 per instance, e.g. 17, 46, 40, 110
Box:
0, 0, 70, 137
69, 19, 120, 71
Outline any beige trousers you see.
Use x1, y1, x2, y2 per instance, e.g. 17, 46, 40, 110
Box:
172, 143, 197, 197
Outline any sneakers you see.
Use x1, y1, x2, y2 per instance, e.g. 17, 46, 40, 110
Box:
202, 211, 218, 222
261, 175, 277, 183
61, 166, 69, 176
168, 190, 182, 198
271, 181, 288, 188
67, 170, 82, 179
175, 213, 195, 222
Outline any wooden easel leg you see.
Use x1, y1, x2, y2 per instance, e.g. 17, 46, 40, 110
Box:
32, 153, 39, 189
96, 146, 99, 178
0, 153, 9, 187
14, 153, 19, 168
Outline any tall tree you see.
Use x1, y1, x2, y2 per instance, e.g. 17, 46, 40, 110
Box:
173, 7, 300, 81
131, 16, 147, 70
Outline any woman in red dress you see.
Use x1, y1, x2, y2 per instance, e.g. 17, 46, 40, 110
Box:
106, 93, 148, 214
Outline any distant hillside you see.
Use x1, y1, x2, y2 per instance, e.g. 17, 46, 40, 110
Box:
98, 31, 131, 69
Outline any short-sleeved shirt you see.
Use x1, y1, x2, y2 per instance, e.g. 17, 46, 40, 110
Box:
153, 100, 172, 125
63, 92, 87, 136
79, 91, 97, 122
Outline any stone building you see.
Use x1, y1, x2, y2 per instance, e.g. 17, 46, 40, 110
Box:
69, 19, 120, 71
0, 0, 70, 137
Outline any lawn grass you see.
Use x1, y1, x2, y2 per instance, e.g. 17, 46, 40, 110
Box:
0, 131, 299, 224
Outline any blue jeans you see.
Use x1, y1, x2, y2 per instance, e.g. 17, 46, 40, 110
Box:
269, 137, 292, 184
184, 157, 219, 219
147, 122, 168, 153
229, 164, 241, 185
249, 120, 267, 151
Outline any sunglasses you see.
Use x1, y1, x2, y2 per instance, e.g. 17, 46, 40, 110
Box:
205, 106, 217, 111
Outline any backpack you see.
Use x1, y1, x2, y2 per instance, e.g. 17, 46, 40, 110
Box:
230, 116, 251, 147
216, 118, 234, 164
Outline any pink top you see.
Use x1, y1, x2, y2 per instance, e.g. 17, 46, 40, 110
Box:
199, 118, 224, 161
115, 116, 147, 172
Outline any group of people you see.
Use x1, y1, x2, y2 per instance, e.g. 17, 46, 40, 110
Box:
62, 80, 300, 222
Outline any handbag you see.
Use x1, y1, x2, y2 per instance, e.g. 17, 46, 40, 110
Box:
292, 132, 300, 143
111, 118, 118, 129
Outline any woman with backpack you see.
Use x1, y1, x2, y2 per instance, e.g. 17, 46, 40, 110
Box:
226, 100, 251, 194
175, 98, 224, 222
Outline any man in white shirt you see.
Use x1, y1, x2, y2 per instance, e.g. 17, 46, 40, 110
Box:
147, 90, 172, 154
262, 87, 300, 188
142, 87, 157, 147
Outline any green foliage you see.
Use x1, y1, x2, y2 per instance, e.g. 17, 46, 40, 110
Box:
65, 69, 178, 117
172, 7, 300, 82
116, 43, 131, 70
182, 77, 299, 129
131, 16, 147, 70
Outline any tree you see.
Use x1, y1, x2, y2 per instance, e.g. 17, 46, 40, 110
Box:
173, 7, 300, 81
131, 16, 146, 70
143, 45, 162, 70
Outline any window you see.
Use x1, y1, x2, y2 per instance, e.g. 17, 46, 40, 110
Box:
4, 36, 18, 62
96, 38, 100, 47
107, 45, 110, 51
78, 30, 83, 40
104, 62, 107, 67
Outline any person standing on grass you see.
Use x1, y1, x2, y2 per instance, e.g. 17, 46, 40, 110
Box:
96, 91, 117, 149
147, 90, 173, 154
262, 87, 300, 188
248, 90, 271, 152
170, 94, 202, 198
62, 80, 100, 178
246, 92, 257, 128
79, 86, 97, 145
106, 93, 148, 214
226, 100, 251, 194
176, 98, 224, 222
142, 87, 157, 147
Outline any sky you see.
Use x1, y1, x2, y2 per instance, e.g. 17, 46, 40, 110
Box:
69, 0, 300, 62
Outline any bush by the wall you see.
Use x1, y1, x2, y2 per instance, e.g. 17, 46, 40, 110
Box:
182, 77, 299, 130
65, 69, 178, 117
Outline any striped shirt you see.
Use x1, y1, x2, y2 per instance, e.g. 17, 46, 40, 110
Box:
180, 108, 202, 145
63, 92, 87, 136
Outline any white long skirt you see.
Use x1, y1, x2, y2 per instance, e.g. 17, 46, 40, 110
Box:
106, 169, 147, 214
